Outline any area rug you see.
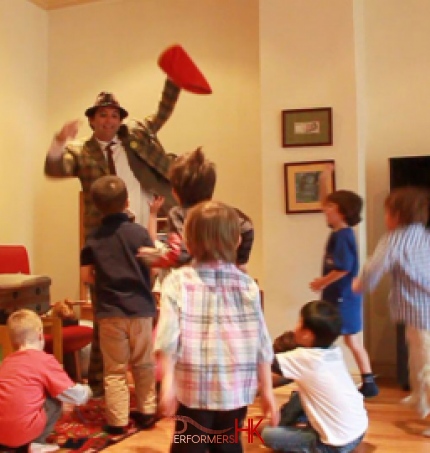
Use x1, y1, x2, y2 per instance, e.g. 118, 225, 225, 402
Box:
47, 393, 141, 452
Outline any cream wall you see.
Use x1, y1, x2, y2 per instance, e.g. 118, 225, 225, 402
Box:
361, 0, 430, 374
6, 0, 430, 375
35, 0, 262, 302
0, 0, 48, 266
259, 0, 362, 369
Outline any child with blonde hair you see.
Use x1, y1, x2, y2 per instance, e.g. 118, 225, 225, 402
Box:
0, 309, 91, 452
155, 200, 278, 452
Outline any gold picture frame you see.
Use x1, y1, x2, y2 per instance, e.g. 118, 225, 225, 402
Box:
284, 160, 335, 214
282, 107, 332, 147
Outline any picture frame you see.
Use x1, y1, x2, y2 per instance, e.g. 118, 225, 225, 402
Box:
282, 107, 332, 147
284, 160, 335, 214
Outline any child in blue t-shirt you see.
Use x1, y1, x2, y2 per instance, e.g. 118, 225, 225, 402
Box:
309, 166, 378, 398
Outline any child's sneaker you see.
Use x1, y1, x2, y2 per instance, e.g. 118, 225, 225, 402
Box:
103, 425, 127, 435
359, 381, 379, 398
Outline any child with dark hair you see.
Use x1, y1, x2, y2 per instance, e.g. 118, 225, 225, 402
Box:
80, 175, 157, 434
155, 200, 278, 453
354, 187, 430, 434
147, 147, 254, 271
310, 166, 378, 398
262, 300, 368, 453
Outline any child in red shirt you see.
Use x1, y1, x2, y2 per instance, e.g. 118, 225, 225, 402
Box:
0, 309, 91, 451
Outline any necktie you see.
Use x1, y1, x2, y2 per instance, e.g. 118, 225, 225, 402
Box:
105, 142, 116, 175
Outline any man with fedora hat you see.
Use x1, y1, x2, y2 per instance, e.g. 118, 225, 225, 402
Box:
44, 45, 211, 396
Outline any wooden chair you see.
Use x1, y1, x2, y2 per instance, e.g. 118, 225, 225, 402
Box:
0, 325, 13, 361
0, 314, 63, 364
0, 245, 93, 381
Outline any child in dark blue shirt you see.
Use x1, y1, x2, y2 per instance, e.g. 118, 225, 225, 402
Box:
80, 175, 157, 434
310, 166, 378, 398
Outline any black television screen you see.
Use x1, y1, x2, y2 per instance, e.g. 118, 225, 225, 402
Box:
389, 155, 430, 227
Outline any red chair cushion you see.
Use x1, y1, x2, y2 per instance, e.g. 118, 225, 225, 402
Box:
0, 245, 30, 274
44, 325, 93, 354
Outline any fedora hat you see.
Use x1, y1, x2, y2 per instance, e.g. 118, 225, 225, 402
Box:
85, 92, 128, 119
158, 44, 212, 94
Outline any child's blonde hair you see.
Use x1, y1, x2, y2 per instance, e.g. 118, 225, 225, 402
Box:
7, 309, 42, 348
184, 200, 240, 263
385, 187, 429, 227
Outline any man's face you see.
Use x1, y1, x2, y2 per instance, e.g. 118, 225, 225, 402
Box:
89, 107, 122, 141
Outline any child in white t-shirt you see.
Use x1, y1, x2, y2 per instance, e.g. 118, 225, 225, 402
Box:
262, 300, 367, 452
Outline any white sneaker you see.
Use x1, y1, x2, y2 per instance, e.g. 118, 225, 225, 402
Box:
29, 443, 60, 453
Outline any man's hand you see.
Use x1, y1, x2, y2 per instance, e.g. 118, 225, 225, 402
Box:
55, 120, 81, 144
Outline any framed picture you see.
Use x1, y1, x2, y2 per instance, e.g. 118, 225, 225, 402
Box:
282, 107, 332, 147
284, 160, 335, 214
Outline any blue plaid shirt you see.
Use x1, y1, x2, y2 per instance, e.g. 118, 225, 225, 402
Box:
361, 224, 430, 330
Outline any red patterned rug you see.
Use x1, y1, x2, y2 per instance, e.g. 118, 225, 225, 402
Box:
47, 394, 141, 452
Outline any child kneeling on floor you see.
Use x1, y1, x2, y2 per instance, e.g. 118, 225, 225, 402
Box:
262, 300, 367, 453
0, 309, 91, 452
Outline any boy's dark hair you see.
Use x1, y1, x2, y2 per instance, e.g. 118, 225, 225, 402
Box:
326, 190, 363, 227
169, 147, 216, 207
90, 175, 128, 216
184, 200, 240, 263
385, 186, 429, 226
300, 300, 342, 348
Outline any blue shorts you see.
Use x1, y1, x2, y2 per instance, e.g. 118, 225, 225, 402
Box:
338, 297, 363, 335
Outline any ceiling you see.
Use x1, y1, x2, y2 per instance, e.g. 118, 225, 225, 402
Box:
29, 0, 103, 10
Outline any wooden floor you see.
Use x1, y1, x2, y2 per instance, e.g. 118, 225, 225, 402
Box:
103, 380, 430, 453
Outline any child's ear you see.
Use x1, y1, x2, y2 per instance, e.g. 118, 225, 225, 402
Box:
236, 235, 242, 250
172, 189, 180, 204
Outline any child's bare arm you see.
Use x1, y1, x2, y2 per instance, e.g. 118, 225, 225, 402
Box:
80, 265, 95, 285
352, 276, 363, 293
147, 195, 165, 242
159, 351, 178, 417
258, 362, 280, 427
310, 269, 348, 292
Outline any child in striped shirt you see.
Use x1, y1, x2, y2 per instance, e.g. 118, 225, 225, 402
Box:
354, 187, 430, 434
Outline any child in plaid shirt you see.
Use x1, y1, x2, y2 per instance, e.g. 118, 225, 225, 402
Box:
142, 147, 254, 272
155, 200, 278, 453
354, 187, 430, 435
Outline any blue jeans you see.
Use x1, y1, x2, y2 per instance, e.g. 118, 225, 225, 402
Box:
261, 425, 364, 453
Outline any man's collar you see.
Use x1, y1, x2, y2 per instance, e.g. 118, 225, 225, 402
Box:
95, 136, 119, 148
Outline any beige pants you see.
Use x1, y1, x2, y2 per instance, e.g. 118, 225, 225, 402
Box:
99, 317, 156, 426
405, 325, 430, 418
